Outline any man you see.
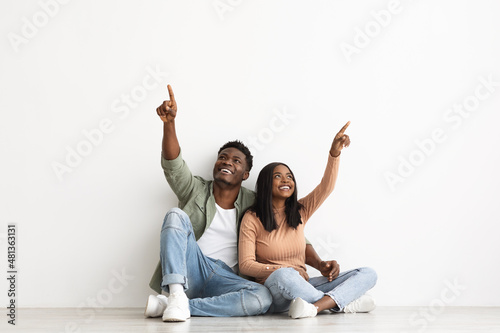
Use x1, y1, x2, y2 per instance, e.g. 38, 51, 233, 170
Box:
146, 85, 347, 322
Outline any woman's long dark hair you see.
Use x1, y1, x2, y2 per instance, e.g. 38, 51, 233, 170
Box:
248, 162, 304, 232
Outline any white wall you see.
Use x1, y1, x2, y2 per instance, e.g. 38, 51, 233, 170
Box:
1, 0, 499, 311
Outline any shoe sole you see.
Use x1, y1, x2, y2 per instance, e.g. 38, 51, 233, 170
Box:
162, 313, 189, 322
144, 295, 156, 317
162, 308, 190, 322
162, 317, 189, 322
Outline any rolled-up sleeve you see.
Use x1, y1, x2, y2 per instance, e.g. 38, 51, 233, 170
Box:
161, 149, 198, 203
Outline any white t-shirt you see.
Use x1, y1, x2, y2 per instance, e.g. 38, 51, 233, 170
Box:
197, 203, 238, 270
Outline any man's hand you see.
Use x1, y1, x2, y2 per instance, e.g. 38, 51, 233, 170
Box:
158, 84, 180, 160
330, 121, 351, 157
319, 260, 340, 282
156, 84, 177, 123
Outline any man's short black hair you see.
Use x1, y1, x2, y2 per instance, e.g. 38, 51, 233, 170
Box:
218, 140, 253, 171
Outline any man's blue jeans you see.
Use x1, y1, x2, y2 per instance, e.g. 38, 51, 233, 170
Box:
264, 266, 377, 313
160, 208, 272, 317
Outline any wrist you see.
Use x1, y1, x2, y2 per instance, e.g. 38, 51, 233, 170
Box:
163, 119, 176, 127
330, 149, 341, 158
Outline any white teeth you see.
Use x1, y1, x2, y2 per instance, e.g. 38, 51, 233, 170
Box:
221, 168, 232, 174
279, 186, 290, 190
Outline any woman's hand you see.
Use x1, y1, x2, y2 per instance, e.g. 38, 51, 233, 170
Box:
330, 121, 351, 157
319, 260, 340, 282
156, 84, 177, 123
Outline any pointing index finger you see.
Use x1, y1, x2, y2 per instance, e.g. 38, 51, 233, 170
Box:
339, 121, 351, 134
167, 84, 175, 102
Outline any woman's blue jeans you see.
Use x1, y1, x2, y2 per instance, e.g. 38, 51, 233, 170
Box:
264, 266, 377, 313
160, 208, 272, 317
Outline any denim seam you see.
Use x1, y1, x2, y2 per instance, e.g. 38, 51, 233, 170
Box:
240, 288, 263, 316
199, 267, 217, 298
240, 290, 248, 315
209, 263, 264, 316
270, 281, 296, 301
161, 224, 191, 235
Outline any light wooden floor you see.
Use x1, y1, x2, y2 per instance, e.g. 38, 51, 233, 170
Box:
3, 307, 500, 332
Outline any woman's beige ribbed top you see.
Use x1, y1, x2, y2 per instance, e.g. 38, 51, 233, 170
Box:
239, 154, 339, 284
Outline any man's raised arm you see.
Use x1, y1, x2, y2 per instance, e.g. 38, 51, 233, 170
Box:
156, 84, 180, 160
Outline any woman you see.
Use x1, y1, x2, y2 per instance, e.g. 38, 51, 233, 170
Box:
239, 121, 377, 319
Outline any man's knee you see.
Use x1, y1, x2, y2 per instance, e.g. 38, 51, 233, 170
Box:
243, 284, 272, 316
161, 207, 191, 231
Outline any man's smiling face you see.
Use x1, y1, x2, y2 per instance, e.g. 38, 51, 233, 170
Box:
213, 147, 249, 186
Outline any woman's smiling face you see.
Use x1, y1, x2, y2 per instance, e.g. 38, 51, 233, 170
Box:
271, 164, 295, 202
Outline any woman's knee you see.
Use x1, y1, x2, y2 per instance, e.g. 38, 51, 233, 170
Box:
265, 267, 299, 286
359, 267, 378, 287
264, 267, 305, 303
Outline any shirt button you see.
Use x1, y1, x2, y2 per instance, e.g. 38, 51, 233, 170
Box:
266, 267, 269, 270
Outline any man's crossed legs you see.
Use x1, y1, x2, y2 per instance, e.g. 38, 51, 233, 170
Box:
147, 208, 272, 321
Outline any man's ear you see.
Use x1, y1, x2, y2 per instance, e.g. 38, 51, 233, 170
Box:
242, 171, 250, 181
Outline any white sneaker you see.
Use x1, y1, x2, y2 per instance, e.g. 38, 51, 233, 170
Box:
342, 294, 376, 313
162, 291, 190, 322
144, 294, 168, 318
288, 297, 318, 319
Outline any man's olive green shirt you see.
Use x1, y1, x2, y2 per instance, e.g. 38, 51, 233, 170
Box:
149, 151, 256, 293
